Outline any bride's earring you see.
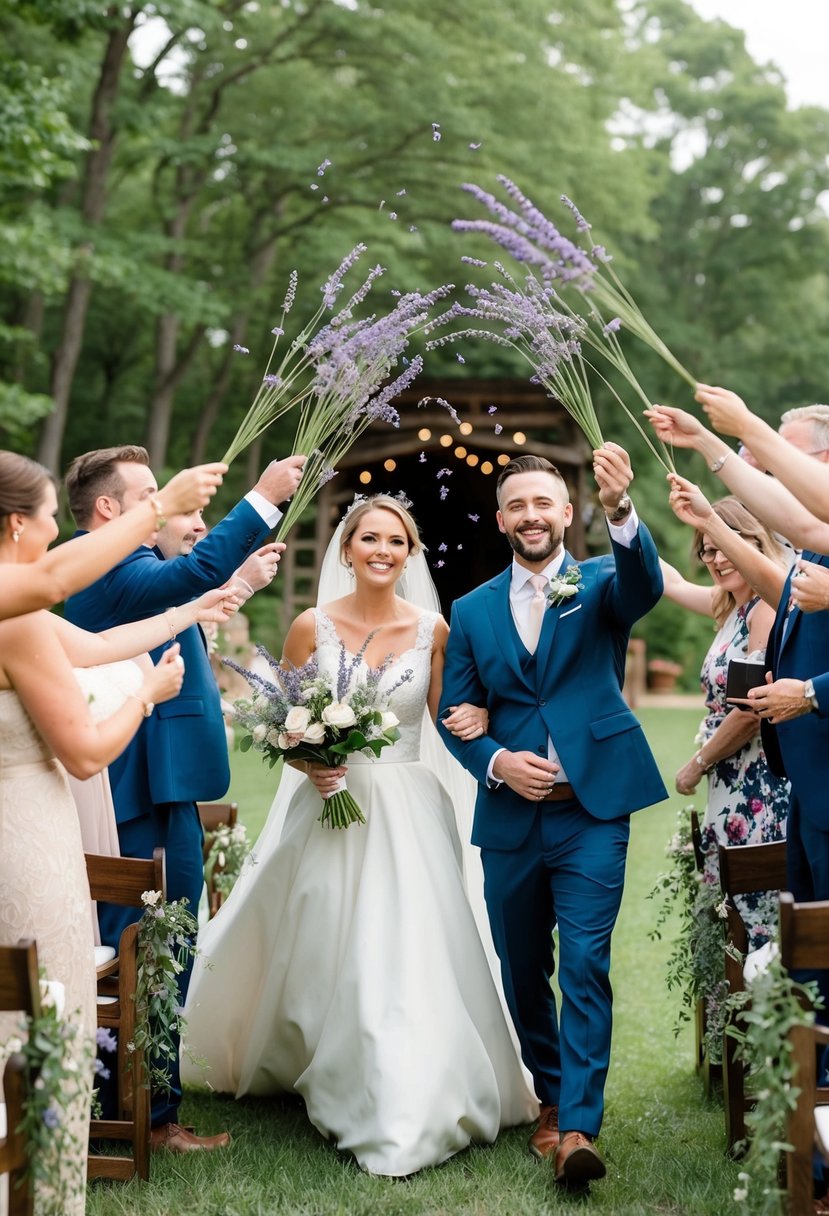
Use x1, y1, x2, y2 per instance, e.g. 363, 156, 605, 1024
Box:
12, 528, 20, 544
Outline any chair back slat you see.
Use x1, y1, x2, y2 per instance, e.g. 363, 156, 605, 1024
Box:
85, 848, 165, 905
718, 840, 787, 898
197, 801, 238, 833
779, 892, 829, 971
0, 939, 41, 1018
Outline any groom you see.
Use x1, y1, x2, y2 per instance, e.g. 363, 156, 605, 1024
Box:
438, 447, 667, 1189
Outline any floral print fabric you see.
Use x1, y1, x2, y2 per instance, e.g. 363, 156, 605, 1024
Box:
698, 600, 790, 950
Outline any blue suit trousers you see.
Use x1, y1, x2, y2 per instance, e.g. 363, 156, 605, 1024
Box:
480, 798, 630, 1137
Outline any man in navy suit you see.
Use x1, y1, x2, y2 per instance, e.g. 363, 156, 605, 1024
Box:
438, 447, 666, 1190
64, 443, 304, 1151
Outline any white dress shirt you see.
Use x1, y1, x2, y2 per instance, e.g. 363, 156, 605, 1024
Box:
486, 507, 640, 788
245, 489, 283, 530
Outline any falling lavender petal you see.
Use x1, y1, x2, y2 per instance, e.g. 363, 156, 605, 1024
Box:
469, 142, 482, 150
309, 183, 319, 191
233, 344, 249, 354
419, 452, 426, 462
494, 424, 503, 435
435, 559, 445, 568
457, 544, 463, 550
488, 405, 498, 414
317, 158, 332, 176
456, 353, 465, 364
389, 212, 398, 220
436, 468, 452, 479
409, 225, 418, 233
438, 542, 448, 552
439, 486, 449, 500
396, 188, 407, 197
432, 122, 441, 141
468, 514, 479, 522
271, 327, 284, 336
322, 196, 329, 204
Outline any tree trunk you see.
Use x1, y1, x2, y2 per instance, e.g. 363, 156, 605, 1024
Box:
37, 11, 136, 472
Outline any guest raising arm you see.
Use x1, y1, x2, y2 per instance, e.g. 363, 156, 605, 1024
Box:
695, 386, 829, 525
645, 404, 829, 553
0, 451, 226, 618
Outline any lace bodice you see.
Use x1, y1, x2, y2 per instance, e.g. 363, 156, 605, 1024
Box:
314, 608, 436, 764
0, 688, 53, 769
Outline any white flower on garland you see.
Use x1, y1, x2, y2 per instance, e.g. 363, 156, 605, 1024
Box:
546, 566, 583, 607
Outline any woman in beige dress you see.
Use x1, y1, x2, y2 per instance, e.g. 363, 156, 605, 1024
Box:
0, 453, 237, 1215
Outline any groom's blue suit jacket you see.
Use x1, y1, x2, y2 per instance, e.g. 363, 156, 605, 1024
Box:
439, 526, 668, 850
761, 549, 829, 830
65, 500, 270, 824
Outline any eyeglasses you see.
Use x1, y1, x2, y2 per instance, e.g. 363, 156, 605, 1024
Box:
698, 533, 762, 563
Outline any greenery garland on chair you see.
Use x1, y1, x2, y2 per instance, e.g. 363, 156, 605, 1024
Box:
133, 893, 199, 1091
648, 803, 730, 1062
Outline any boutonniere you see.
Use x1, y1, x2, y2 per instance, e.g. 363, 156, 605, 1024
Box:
546, 566, 583, 608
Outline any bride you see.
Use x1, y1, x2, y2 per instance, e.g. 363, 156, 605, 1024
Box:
183, 493, 537, 1175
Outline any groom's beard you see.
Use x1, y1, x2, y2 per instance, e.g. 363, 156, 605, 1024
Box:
506, 520, 564, 564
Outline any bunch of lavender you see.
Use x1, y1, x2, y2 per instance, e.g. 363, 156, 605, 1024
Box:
222, 245, 451, 525
426, 263, 604, 450
226, 641, 413, 829
454, 176, 692, 453
274, 278, 454, 541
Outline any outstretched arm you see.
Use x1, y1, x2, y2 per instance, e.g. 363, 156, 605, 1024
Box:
659, 558, 715, 618
696, 384, 829, 526
0, 463, 226, 619
646, 404, 829, 551
668, 474, 787, 608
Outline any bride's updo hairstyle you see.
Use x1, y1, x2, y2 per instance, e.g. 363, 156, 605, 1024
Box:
0, 451, 56, 535
339, 494, 423, 566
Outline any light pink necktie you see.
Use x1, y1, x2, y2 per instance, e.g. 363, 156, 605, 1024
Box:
525, 574, 549, 654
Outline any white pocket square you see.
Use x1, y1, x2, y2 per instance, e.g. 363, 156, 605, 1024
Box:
559, 604, 583, 619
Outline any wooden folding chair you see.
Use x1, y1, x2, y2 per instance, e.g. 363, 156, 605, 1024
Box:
779, 892, 829, 1216
0, 938, 42, 1216
197, 801, 238, 918
718, 840, 787, 1153
85, 848, 165, 1182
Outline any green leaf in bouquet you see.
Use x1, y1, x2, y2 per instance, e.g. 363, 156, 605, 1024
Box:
329, 729, 371, 755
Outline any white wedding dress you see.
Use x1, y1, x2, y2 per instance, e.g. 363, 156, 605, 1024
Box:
183, 608, 536, 1176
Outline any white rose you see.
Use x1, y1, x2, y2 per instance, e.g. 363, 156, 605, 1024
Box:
379, 710, 399, 730
284, 705, 311, 733
266, 728, 282, 747
251, 723, 268, 743
302, 720, 327, 744
141, 889, 161, 907
556, 583, 578, 599
322, 702, 357, 728
6, 1036, 23, 1055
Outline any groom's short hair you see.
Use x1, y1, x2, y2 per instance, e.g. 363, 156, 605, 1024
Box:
496, 455, 568, 505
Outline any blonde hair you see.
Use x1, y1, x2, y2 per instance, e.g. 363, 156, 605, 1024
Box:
780, 404, 829, 453
339, 494, 423, 564
692, 497, 785, 628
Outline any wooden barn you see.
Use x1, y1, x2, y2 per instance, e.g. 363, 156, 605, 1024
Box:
277, 378, 592, 631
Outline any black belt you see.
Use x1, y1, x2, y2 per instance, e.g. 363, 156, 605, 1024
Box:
540, 783, 575, 802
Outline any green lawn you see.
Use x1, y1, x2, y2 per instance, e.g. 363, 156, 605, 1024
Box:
88, 705, 744, 1215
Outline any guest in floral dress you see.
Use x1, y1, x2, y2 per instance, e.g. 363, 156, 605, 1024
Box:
660, 496, 791, 949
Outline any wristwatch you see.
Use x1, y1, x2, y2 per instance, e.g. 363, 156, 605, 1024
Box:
607, 494, 632, 524
803, 678, 819, 712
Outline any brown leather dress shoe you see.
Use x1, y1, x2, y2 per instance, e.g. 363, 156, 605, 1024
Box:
554, 1131, 606, 1187
528, 1104, 560, 1159
150, 1122, 231, 1153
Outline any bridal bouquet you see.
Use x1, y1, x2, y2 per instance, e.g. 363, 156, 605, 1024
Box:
227, 641, 412, 828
